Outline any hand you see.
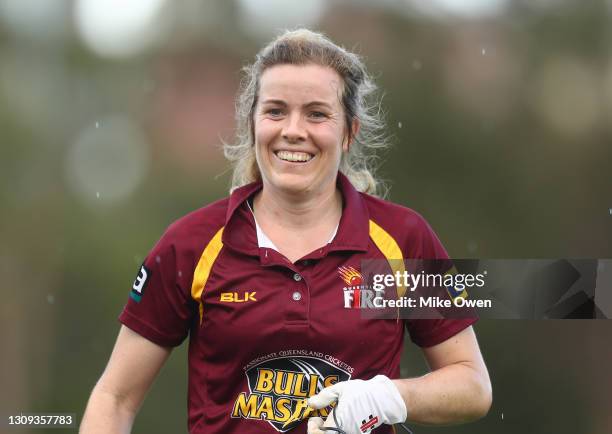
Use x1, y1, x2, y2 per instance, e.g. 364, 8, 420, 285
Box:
306, 375, 407, 434
306, 416, 331, 434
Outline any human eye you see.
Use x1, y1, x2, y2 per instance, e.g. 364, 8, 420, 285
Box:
264, 107, 284, 117
308, 110, 328, 120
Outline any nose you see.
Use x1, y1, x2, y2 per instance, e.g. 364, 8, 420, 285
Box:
281, 112, 306, 143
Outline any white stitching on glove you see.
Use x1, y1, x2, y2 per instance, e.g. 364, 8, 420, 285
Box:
306, 375, 407, 434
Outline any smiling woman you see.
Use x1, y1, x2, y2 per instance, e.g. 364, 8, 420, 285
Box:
80, 29, 491, 434
255, 64, 348, 196
226, 29, 387, 196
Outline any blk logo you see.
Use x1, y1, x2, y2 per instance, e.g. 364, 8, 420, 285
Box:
220, 292, 257, 303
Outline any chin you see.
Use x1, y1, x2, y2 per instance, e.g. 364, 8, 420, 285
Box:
277, 180, 313, 195
269, 173, 315, 195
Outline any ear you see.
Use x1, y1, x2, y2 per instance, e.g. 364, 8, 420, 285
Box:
343, 118, 361, 152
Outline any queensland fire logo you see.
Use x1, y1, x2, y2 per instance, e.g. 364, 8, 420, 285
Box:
339, 266, 381, 309
232, 356, 351, 432
338, 266, 363, 287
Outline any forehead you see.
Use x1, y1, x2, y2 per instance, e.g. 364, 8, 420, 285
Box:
258, 64, 343, 105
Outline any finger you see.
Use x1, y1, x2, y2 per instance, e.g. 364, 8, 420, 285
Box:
307, 417, 325, 434
322, 409, 339, 428
308, 383, 344, 409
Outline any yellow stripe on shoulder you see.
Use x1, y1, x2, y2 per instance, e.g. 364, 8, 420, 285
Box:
369, 220, 469, 303
191, 226, 224, 324
368, 219, 407, 298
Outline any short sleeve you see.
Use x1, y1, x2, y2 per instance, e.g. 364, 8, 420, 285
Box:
119, 229, 195, 347
404, 215, 477, 347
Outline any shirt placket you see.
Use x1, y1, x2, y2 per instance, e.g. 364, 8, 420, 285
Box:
285, 269, 309, 324
259, 248, 311, 326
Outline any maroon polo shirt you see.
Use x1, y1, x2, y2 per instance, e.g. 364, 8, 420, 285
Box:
119, 172, 476, 433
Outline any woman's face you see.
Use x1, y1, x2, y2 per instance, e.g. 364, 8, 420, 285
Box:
254, 63, 351, 198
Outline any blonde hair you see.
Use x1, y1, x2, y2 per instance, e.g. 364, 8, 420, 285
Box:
224, 29, 389, 196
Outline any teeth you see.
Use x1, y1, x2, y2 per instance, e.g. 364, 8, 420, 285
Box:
276, 151, 313, 162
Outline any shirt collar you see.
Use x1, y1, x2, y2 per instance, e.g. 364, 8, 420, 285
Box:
222, 181, 262, 256
222, 172, 370, 256
329, 172, 370, 253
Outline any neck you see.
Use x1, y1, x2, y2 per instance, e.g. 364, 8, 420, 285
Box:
254, 182, 342, 231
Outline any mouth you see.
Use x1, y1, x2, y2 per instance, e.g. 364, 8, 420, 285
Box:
274, 150, 314, 163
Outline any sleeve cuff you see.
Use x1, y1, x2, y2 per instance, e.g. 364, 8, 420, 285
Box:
409, 318, 478, 348
119, 309, 187, 348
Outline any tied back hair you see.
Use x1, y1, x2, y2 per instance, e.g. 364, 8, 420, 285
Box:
224, 28, 390, 197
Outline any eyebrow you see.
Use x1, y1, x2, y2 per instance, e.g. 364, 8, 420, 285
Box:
260, 99, 334, 109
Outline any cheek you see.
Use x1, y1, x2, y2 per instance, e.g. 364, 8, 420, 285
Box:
254, 120, 277, 147
317, 127, 346, 153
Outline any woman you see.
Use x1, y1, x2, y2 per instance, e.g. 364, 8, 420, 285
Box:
81, 29, 491, 434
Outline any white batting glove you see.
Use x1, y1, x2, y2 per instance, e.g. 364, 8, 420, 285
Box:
307, 375, 407, 434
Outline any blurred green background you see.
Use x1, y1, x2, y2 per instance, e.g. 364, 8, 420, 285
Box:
1, 0, 611, 433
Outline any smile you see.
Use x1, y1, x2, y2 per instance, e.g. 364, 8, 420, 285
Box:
274, 150, 314, 163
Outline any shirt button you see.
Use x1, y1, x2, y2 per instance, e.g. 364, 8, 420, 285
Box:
293, 273, 302, 282
292, 291, 302, 301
